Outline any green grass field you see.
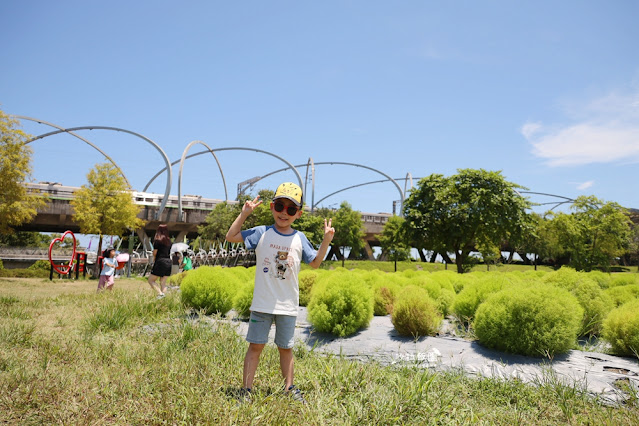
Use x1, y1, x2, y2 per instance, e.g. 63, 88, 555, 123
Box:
1, 277, 637, 424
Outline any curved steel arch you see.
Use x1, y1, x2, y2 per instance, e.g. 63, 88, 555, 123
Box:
26, 126, 172, 219
519, 191, 576, 211
404, 172, 414, 197
193, 160, 406, 214
143, 147, 303, 204
16, 115, 132, 188
314, 177, 420, 208
178, 141, 229, 221
304, 158, 315, 212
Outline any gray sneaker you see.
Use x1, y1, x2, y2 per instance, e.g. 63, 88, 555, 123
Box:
287, 385, 307, 405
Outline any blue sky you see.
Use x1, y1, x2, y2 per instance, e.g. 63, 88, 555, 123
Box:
2, 1, 638, 219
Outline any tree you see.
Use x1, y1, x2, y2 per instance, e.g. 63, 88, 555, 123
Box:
293, 212, 327, 247
331, 201, 366, 267
199, 189, 275, 247
71, 163, 144, 273
545, 196, 632, 271
0, 110, 46, 234
0, 231, 62, 248
378, 215, 411, 271
403, 169, 531, 273
198, 202, 238, 242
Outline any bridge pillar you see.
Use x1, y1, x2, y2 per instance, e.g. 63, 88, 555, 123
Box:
174, 231, 187, 243
364, 241, 375, 260
136, 229, 153, 252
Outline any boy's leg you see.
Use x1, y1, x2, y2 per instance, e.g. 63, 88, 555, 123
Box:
274, 314, 297, 389
243, 343, 265, 389
278, 347, 294, 389
244, 311, 274, 390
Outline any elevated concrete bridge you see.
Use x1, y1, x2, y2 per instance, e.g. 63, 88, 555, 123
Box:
14, 183, 390, 256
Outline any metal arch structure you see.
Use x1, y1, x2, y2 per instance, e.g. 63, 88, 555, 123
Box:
304, 158, 315, 212
231, 162, 407, 214
16, 115, 132, 188
404, 172, 414, 198
199, 160, 406, 214
314, 177, 421, 208
143, 147, 303, 214
26, 126, 173, 219
178, 141, 229, 221
519, 191, 576, 211
312, 162, 404, 214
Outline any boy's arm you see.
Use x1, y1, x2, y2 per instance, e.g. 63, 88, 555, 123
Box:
225, 196, 262, 243
309, 218, 335, 269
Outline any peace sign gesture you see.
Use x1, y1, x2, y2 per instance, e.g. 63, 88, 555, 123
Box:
241, 195, 263, 216
323, 218, 335, 242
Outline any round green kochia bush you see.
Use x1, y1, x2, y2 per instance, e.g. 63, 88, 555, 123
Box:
587, 270, 611, 289
436, 288, 456, 317
602, 299, 639, 357
180, 266, 239, 315
452, 274, 516, 322
307, 272, 374, 337
609, 273, 639, 288
298, 269, 319, 307
474, 284, 583, 357
167, 271, 188, 286
232, 281, 254, 319
391, 286, 442, 338
371, 281, 400, 316
604, 285, 639, 308
545, 269, 613, 336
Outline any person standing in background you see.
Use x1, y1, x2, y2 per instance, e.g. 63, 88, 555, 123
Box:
148, 224, 172, 298
97, 248, 118, 292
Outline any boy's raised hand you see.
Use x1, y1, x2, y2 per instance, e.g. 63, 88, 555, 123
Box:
242, 195, 262, 216
324, 218, 335, 241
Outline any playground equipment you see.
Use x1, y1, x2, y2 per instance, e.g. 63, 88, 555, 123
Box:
48, 230, 87, 280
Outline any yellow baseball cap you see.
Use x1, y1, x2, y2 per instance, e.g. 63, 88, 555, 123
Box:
273, 182, 303, 207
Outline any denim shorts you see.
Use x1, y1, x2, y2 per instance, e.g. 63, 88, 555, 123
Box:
246, 311, 297, 349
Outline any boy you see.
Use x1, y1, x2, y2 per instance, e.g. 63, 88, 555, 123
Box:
226, 182, 335, 404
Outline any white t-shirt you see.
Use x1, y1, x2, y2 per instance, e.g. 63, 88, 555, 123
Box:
241, 225, 317, 316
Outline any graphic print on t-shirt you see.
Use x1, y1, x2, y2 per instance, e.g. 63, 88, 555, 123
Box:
274, 250, 289, 279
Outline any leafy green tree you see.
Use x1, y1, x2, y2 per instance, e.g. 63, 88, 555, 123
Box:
332, 201, 366, 267
199, 202, 238, 242
403, 169, 531, 273
0, 231, 53, 248
378, 215, 411, 271
199, 189, 275, 247
293, 212, 327, 247
0, 110, 46, 234
71, 163, 144, 273
546, 196, 632, 271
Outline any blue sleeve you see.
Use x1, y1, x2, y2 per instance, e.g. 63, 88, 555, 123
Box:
300, 232, 318, 264
241, 226, 267, 250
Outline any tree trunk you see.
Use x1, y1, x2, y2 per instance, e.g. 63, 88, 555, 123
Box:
516, 251, 532, 265
418, 248, 427, 262
456, 252, 464, 274
440, 252, 453, 264
94, 235, 103, 277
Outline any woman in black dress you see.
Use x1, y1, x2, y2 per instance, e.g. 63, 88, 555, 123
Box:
148, 224, 172, 298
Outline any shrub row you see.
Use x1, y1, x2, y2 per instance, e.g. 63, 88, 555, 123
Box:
178, 265, 639, 358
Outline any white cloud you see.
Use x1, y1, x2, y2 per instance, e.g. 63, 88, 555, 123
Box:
522, 90, 639, 166
576, 180, 594, 190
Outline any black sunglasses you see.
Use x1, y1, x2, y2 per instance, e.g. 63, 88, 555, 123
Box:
273, 201, 299, 216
